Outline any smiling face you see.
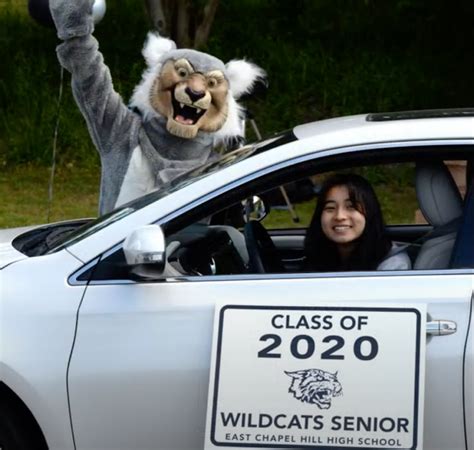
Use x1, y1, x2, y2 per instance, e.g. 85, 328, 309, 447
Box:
320, 185, 366, 247
150, 58, 229, 139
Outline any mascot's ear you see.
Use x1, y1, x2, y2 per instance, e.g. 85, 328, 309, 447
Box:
142, 32, 177, 68
225, 59, 267, 100
284, 370, 303, 380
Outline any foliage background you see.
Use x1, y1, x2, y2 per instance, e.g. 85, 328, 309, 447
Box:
0, 0, 474, 225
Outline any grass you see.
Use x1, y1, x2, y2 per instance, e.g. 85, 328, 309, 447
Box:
0, 163, 99, 228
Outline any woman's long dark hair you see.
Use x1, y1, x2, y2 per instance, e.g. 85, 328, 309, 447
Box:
304, 173, 392, 271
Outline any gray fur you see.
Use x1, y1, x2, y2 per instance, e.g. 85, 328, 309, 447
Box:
50, 0, 94, 40
158, 49, 227, 75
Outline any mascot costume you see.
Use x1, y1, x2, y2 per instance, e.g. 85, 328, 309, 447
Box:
47, 0, 265, 214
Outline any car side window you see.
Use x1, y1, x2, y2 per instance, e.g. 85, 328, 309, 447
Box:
163, 158, 468, 277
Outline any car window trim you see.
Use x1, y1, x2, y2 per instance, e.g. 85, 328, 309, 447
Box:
73, 268, 474, 286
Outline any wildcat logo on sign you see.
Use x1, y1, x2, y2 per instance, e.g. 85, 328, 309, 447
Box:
285, 368, 343, 409
204, 304, 425, 449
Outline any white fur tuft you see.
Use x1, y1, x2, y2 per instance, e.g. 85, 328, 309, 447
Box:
129, 64, 162, 120
213, 94, 246, 145
225, 59, 266, 99
142, 32, 176, 68
129, 32, 177, 120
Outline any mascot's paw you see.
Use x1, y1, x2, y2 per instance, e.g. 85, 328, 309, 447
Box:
130, 32, 266, 142
49, 0, 95, 40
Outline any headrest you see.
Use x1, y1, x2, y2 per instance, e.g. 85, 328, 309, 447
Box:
415, 162, 463, 227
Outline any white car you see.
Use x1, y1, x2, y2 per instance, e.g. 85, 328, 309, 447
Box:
1, 109, 473, 450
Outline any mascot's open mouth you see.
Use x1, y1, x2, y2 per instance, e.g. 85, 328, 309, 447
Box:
315, 389, 331, 402
171, 96, 206, 126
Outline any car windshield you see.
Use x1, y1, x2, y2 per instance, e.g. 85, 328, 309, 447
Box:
46, 133, 294, 254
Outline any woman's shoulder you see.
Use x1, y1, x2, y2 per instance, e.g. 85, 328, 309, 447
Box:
377, 243, 412, 271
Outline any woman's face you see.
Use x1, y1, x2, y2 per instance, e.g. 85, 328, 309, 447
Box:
321, 185, 366, 245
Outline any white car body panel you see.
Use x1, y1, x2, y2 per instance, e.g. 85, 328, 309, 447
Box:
0, 250, 84, 449
466, 300, 473, 448
0, 225, 36, 268
0, 220, 93, 268
68, 274, 471, 450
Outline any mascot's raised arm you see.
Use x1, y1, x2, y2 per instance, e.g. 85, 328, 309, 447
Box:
48, 0, 266, 215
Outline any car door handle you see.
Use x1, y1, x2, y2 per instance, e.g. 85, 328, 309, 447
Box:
426, 320, 457, 336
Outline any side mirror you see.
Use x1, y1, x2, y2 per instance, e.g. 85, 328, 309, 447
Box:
242, 195, 267, 222
123, 225, 166, 278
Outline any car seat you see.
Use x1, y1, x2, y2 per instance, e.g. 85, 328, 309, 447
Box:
413, 162, 463, 269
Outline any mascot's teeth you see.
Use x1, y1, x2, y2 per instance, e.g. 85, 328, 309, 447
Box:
196, 108, 201, 114
180, 103, 184, 108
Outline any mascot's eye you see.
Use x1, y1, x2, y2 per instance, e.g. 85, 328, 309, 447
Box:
177, 68, 188, 78
207, 78, 218, 88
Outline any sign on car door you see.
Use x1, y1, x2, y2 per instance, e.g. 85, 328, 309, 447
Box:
206, 304, 426, 449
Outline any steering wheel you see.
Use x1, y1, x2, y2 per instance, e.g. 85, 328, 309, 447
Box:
243, 221, 283, 273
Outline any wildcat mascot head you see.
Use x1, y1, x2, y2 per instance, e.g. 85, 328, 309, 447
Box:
130, 32, 266, 143
285, 368, 343, 410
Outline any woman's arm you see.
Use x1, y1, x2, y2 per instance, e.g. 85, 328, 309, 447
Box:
377, 245, 412, 271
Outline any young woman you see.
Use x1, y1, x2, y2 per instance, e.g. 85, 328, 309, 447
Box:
304, 173, 411, 272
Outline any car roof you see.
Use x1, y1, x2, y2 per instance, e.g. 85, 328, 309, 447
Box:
291, 108, 474, 143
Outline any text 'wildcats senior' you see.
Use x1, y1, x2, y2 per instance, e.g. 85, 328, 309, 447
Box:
220, 412, 410, 433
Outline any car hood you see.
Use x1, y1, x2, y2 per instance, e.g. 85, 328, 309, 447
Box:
0, 225, 37, 269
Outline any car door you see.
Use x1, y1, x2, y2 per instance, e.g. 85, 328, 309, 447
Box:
67, 274, 472, 450
67, 146, 473, 450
